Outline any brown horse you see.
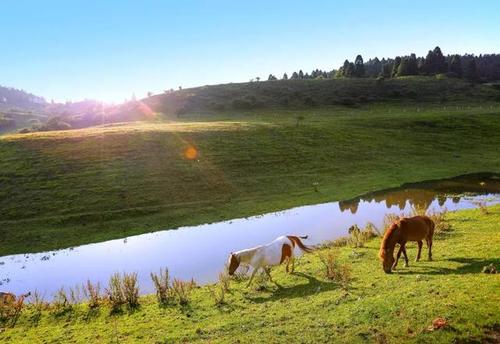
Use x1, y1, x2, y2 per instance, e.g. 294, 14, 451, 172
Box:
379, 215, 435, 273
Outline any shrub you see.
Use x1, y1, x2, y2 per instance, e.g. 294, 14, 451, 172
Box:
29, 290, 48, 314
218, 271, 230, 292
474, 201, 490, 215
427, 209, 451, 234
52, 288, 72, 315
0, 293, 27, 327
348, 224, 378, 248
318, 250, 352, 288
151, 268, 172, 306
122, 272, 140, 309
209, 284, 226, 306
69, 285, 83, 304
106, 273, 126, 312
83, 280, 101, 309
172, 279, 193, 305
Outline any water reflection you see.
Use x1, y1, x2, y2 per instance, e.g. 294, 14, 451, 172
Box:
0, 174, 498, 298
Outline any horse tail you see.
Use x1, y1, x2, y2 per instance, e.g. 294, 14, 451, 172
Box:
287, 235, 313, 253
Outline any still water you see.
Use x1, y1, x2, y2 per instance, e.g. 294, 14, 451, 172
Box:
0, 174, 498, 298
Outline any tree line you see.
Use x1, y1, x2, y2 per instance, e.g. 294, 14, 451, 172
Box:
267, 47, 500, 82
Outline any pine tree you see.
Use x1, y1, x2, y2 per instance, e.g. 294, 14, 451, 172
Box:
407, 53, 418, 75
282, 73, 288, 80
433, 46, 447, 74
291, 72, 299, 80
354, 55, 365, 77
298, 70, 304, 79
449, 55, 462, 77
464, 59, 478, 81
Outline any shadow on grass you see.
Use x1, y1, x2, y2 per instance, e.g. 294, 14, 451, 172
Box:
246, 272, 350, 303
396, 257, 499, 275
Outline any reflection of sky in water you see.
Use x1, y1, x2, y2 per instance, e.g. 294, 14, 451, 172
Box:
0, 192, 498, 299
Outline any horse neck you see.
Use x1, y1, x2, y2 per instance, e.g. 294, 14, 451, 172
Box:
236, 247, 260, 263
382, 224, 400, 250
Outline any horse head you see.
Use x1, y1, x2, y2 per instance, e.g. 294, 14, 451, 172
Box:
227, 253, 240, 276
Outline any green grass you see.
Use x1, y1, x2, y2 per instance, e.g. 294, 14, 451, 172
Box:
1, 102, 500, 255
2, 205, 499, 343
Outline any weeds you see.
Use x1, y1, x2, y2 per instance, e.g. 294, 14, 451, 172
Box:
105, 272, 140, 312
52, 288, 72, 315
474, 201, 490, 215
122, 273, 140, 309
0, 293, 27, 327
172, 279, 193, 305
348, 224, 378, 248
83, 280, 101, 309
208, 284, 226, 306
218, 271, 231, 293
151, 268, 172, 306
106, 273, 126, 313
318, 250, 352, 289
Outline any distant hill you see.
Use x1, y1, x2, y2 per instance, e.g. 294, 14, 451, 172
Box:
0, 85, 46, 108
144, 77, 500, 115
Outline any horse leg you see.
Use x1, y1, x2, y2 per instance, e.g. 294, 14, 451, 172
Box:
264, 268, 274, 283
393, 245, 403, 269
402, 245, 409, 267
427, 237, 433, 261
247, 267, 260, 287
416, 240, 423, 262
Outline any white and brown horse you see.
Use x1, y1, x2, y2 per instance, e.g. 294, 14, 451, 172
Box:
227, 235, 313, 286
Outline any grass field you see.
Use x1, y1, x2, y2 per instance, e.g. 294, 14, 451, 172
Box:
1, 102, 500, 255
2, 205, 499, 343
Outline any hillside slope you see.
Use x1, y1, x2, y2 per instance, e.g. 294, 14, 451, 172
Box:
145, 77, 500, 115
1, 103, 499, 255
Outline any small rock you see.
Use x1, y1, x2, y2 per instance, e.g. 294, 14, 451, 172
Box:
482, 264, 497, 274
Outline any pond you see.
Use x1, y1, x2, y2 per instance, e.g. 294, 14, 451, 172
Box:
0, 173, 499, 298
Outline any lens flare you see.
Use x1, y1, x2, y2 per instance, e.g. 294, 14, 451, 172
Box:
184, 146, 198, 160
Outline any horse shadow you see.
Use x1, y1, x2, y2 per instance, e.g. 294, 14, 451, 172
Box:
246, 272, 351, 304
395, 257, 499, 275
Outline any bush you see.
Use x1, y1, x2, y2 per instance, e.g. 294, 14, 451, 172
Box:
172, 279, 194, 305
348, 224, 378, 248
52, 288, 72, 315
151, 268, 172, 306
105, 272, 140, 312
83, 280, 101, 309
209, 284, 226, 306
106, 273, 126, 312
0, 293, 27, 327
122, 273, 139, 309
318, 250, 352, 289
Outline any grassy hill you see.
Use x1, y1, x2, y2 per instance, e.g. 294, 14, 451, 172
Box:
1, 100, 500, 255
145, 77, 500, 115
3, 205, 499, 343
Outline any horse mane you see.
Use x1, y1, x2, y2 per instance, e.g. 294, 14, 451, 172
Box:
379, 222, 400, 259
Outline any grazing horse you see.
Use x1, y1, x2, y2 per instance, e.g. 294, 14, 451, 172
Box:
227, 235, 313, 286
379, 215, 435, 273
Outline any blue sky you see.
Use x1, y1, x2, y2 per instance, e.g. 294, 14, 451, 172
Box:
1, 0, 499, 103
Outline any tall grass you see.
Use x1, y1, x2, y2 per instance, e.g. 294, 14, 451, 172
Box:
83, 280, 101, 309
150, 268, 172, 306
122, 273, 140, 309
0, 293, 27, 327
105, 272, 140, 312
172, 279, 194, 305
318, 249, 352, 289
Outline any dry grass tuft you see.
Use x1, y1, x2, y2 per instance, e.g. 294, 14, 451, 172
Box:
150, 268, 172, 306
318, 249, 352, 288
